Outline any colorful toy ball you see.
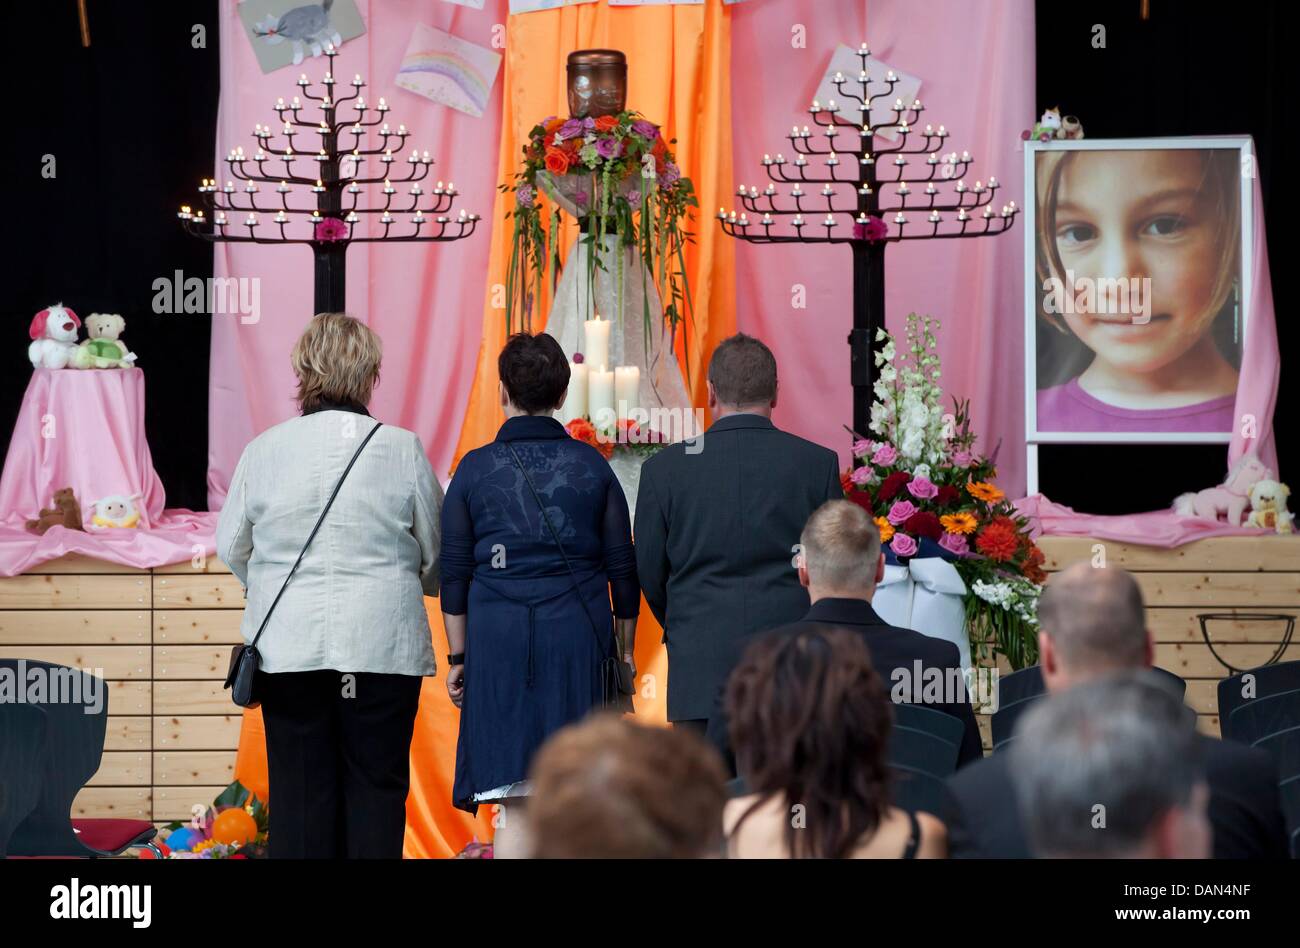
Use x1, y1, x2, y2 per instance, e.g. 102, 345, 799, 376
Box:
211, 807, 258, 846
164, 827, 199, 852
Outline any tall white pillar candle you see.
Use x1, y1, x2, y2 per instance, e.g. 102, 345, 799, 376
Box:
558, 361, 588, 424
588, 365, 616, 431
583, 315, 610, 373
613, 366, 640, 422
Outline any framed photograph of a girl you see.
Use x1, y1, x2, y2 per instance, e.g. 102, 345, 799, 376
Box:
1024, 138, 1253, 441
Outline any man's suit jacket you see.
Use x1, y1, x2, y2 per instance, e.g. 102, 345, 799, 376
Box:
634, 413, 842, 721
944, 729, 1289, 859
705, 596, 984, 770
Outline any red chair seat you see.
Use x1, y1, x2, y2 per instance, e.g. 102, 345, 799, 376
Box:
71, 819, 157, 854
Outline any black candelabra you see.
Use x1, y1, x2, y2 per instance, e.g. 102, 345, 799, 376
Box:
719, 43, 1017, 439
179, 45, 479, 315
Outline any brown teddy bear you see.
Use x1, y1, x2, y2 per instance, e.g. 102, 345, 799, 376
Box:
25, 488, 85, 535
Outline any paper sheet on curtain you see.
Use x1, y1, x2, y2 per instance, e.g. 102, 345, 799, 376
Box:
508, 0, 597, 13
395, 24, 502, 119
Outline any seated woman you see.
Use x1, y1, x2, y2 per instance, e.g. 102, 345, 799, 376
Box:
724, 626, 947, 859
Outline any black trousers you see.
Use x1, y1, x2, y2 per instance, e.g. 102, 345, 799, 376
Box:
257, 669, 423, 859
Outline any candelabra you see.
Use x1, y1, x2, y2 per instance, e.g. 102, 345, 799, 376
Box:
179, 45, 479, 314
720, 43, 1017, 439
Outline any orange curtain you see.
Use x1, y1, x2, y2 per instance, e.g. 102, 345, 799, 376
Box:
235, 0, 736, 858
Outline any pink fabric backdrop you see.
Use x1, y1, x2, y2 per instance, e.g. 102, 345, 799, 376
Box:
0, 369, 217, 576
207, 0, 508, 507
730, 0, 1036, 491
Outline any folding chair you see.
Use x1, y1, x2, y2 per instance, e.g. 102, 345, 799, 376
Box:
0, 703, 47, 857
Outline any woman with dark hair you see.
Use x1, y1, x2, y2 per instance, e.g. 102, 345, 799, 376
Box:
440, 332, 639, 857
724, 626, 947, 859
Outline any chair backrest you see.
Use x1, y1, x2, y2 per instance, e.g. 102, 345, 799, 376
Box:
890, 722, 961, 781
888, 765, 952, 818
893, 702, 966, 752
1226, 689, 1300, 748
0, 703, 48, 858
991, 664, 1187, 751
1218, 661, 1300, 742
3, 659, 108, 857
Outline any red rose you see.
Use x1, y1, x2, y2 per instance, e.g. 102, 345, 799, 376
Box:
544, 147, 570, 175
839, 470, 853, 496
877, 471, 912, 503
594, 115, 620, 132
934, 485, 961, 507
847, 487, 874, 514
904, 510, 943, 541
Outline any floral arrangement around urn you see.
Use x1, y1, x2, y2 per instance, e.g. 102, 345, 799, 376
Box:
502, 111, 697, 338
842, 313, 1046, 669
143, 780, 268, 859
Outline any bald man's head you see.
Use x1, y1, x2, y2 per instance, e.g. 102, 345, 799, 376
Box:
1038, 563, 1150, 687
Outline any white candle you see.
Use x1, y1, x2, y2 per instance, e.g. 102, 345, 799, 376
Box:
558, 361, 589, 423
584, 316, 610, 371
614, 366, 640, 421
588, 366, 615, 430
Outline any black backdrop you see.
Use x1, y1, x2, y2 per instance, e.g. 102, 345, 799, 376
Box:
0, 0, 1290, 515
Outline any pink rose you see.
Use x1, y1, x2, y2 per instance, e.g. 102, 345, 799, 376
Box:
906, 475, 939, 500
852, 438, 874, 459
850, 466, 873, 486
890, 533, 918, 558
872, 443, 898, 467
938, 531, 969, 558
951, 449, 974, 468
887, 500, 917, 525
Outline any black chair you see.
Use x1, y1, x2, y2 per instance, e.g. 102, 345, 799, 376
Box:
1281, 779, 1300, 859
1218, 660, 1300, 743
2, 660, 160, 857
894, 703, 966, 756
1226, 689, 1300, 748
889, 766, 953, 817
0, 703, 48, 858
991, 664, 1186, 753
891, 708, 962, 779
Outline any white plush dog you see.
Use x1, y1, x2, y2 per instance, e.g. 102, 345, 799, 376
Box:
28, 304, 82, 369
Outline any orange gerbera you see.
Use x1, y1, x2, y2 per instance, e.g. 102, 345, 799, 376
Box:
594, 115, 620, 132
874, 517, 895, 543
975, 520, 1020, 562
966, 480, 1005, 503
940, 512, 979, 535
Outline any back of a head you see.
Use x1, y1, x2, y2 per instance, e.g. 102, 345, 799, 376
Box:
707, 333, 777, 408
527, 713, 727, 858
1010, 672, 1206, 859
291, 312, 383, 412
1038, 563, 1148, 676
726, 626, 892, 858
800, 499, 882, 595
498, 331, 571, 414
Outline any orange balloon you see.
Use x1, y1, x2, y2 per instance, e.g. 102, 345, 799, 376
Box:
211, 807, 258, 846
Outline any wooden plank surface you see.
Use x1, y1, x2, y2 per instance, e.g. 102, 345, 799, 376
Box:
72, 787, 151, 820
153, 645, 230, 679
104, 716, 150, 751
1154, 641, 1300, 679
1039, 535, 1300, 572
24, 554, 148, 575
87, 751, 151, 787
154, 786, 229, 821
0, 609, 150, 644
153, 714, 242, 750
1134, 572, 1300, 607
105, 681, 151, 716
155, 558, 233, 575
0, 645, 149, 679
154, 751, 237, 786
154, 609, 243, 644
153, 575, 244, 609
1148, 608, 1298, 643
0, 574, 150, 609
154, 680, 232, 715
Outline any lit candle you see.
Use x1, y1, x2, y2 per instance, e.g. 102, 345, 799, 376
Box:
558, 361, 588, 424
584, 316, 610, 373
588, 365, 615, 430
614, 366, 640, 422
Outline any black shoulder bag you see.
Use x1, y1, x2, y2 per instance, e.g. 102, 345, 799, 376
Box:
506, 443, 635, 713
224, 422, 383, 708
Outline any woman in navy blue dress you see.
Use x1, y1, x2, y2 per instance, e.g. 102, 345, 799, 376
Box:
440, 333, 640, 856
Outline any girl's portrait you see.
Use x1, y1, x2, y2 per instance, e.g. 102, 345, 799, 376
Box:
1030, 142, 1246, 436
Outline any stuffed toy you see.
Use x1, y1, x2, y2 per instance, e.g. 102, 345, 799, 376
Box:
1173, 453, 1275, 526
70, 313, 136, 369
25, 487, 86, 535
89, 494, 142, 529
1022, 107, 1084, 142
28, 304, 82, 369
1245, 480, 1294, 533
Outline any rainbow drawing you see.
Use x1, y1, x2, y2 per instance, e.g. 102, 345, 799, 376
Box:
396, 25, 502, 119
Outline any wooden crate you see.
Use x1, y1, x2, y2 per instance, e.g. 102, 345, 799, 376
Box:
1038, 535, 1300, 738
0, 554, 245, 823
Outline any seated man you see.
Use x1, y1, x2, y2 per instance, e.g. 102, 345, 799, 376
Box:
1011, 672, 1212, 859
706, 499, 982, 771
945, 563, 1289, 859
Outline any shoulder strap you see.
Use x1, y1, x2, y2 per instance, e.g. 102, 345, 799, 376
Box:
249, 421, 382, 649
505, 442, 612, 657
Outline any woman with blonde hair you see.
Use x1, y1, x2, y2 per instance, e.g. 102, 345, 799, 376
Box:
217, 313, 442, 859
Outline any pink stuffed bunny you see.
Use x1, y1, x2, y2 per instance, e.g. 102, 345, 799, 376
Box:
1173, 453, 1274, 526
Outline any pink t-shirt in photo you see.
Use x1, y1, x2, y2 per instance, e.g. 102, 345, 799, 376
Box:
1036, 379, 1236, 433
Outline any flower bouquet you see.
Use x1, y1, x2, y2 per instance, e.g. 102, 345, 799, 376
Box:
564, 415, 668, 461
144, 780, 269, 859
502, 111, 697, 341
843, 313, 1045, 669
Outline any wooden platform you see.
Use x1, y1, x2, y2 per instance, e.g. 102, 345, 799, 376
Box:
0, 553, 244, 823
1037, 535, 1300, 737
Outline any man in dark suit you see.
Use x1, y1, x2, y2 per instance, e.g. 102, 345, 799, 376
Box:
944, 563, 1289, 859
705, 499, 984, 770
634, 333, 843, 730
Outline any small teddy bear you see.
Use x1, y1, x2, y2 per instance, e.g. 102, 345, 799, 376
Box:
25, 487, 86, 535
1022, 107, 1084, 143
1245, 479, 1294, 534
89, 494, 142, 529
71, 313, 136, 369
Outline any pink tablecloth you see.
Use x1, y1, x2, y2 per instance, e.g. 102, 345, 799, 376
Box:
0, 368, 216, 576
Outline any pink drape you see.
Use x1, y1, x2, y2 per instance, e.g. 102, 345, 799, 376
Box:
207, 0, 507, 507
730, 0, 1036, 492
